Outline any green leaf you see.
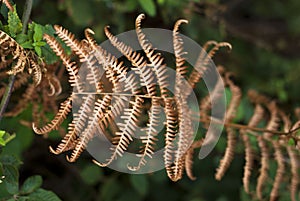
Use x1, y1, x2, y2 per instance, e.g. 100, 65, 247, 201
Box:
7, 5, 22, 37
0, 131, 5, 138
0, 155, 22, 167
15, 34, 28, 44
0, 132, 16, 146
33, 41, 46, 47
33, 24, 43, 42
80, 165, 103, 185
18, 196, 30, 201
20, 175, 42, 195
129, 175, 149, 196
34, 46, 42, 57
28, 188, 62, 201
21, 41, 34, 49
42, 24, 55, 36
138, 0, 156, 16
2, 164, 19, 194
0, 138, 6, 146
41, 45, 58, 64
27, 23, 35, 41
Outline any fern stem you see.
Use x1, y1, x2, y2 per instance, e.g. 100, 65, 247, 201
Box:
196, 116, 300, 136
0, 0, 33, 123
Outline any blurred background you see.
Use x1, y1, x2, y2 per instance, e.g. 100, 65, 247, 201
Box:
1, 0, 300, 200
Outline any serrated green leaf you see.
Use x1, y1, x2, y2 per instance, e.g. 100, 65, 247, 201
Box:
0, 155, 22, 166
33, 24, 43, 42
28, 188, 62, 201
34, 46, 42, 57
20, 175, 42, 195
42, 24, 55, 36
3, 164, 19, 194
129, 175, 149, 196
41, 45, 58, 64
15, 34, 28, 44
27, 23, 35, 41
21, 41, 33, 49
18, 196, 29, 201
8, 5, 22, 37
138, 0, 156, 16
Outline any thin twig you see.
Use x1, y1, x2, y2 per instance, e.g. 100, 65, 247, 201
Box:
0, 75, 15, 122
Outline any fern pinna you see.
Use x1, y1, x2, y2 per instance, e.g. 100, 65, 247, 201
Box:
31, 14, 300, 200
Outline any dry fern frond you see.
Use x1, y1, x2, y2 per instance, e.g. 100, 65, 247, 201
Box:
30, 14, 300, 201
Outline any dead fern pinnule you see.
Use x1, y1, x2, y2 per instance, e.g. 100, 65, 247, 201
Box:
287, 146, 299, 201
215, 72, 241, 180
240, 104, 264, 194
270, 141, 285, 201
135, 14, 169, 96
256, 135, 269, 200
33, 96, 72, 135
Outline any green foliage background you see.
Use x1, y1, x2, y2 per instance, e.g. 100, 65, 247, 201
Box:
1, 0, 300, 200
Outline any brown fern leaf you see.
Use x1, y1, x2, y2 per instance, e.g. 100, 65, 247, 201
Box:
104, 26, 158, 95
135, 14, 169, 97
163, 97, 182, 181
30, 13, 300, 201
287, 146, 299, 201
270, 141, 285, 201
45, 73, 62, 96
135, 14, 168, 96
0, 30, 28, 75
33, 96, 72, 134
50, 94, 94, 155
43, 34, 83, 92
240, 104, 264, 194
173, 19, 189, 82
263, 101, 281, 139
279, 110, 299, 201
127, 98, 161, 171
53, 25, 89, 62
256, 135, 269, 200
29, 58, 43, 85
215, 72, 242, 180
67, 95, 112, 162
95, 96, 144, 167
184, 139, 203, 180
